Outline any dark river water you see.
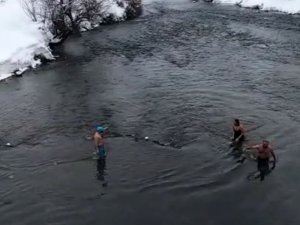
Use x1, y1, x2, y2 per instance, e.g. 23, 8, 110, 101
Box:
1, 1, 300, 224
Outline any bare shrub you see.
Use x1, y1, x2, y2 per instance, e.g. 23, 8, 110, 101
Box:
22, 0, 141, 40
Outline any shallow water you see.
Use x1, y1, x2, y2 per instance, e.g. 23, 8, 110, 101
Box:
1, 1, 300, 225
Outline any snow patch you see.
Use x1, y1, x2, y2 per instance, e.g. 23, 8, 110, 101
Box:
216, 0, 300, 14
104, 0, 127, 19
0, 0, 53, 80
0, 73, 13, 81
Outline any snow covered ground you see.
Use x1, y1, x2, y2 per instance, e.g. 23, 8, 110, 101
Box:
216, 0, 300, 14
0, 0, 53, 80
104, 0, 127, 18
0, 0, 127, 81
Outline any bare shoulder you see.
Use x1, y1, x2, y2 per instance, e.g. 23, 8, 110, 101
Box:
94, 133, 101, 139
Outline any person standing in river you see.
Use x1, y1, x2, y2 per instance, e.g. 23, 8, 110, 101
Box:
93, 125, 109, 187
93, 125, 108, 159
232, 119, 245, 144
246, 140, 277, 181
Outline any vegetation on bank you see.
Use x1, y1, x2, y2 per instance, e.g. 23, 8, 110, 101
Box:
23, 0, 142, 42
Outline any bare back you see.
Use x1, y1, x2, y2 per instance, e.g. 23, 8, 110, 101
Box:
94, 132, 104, 147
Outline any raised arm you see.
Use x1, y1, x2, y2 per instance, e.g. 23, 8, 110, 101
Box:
246, 144, 259, 150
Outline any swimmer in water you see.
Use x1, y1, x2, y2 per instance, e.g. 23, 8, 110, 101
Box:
93, 125, 108, 159
246, 140, 277, 181
232, 119, 245, 144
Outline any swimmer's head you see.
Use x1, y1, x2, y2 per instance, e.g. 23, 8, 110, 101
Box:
95, 125, 105, 133
262, 140, 269, 148
234, 119, 240, 126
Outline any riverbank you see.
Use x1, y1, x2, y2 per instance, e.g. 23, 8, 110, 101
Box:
1, 0, 300, 81
0, 0, 142, 81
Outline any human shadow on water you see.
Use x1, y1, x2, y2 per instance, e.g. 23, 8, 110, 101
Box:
97, 157, 108, 187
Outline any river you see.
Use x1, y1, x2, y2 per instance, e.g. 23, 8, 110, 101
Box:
1, 1, 300, 225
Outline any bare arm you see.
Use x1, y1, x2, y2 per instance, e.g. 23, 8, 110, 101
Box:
270, 148, 276, 169
270, 148, 276, 161
231, 126, 238, 139
94, 136, 100, 149
246, 144, 259, 150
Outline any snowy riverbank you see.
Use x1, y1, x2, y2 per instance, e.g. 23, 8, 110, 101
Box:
1, 0, 299, 81
0, 0, 137, 81
215, 0, 300, 14
0, 0, 53, 80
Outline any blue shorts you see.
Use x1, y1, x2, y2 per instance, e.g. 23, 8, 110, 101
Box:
97, 145, 106, 158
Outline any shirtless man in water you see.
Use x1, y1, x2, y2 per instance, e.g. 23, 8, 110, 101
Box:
246, 140, 277, 180
94, 125, 108, 159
